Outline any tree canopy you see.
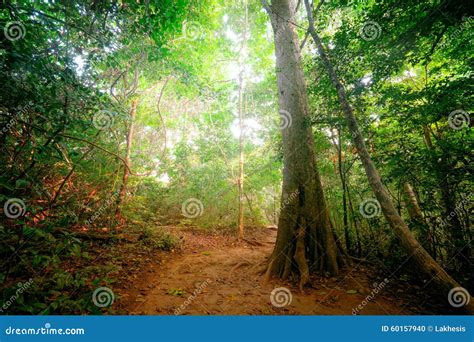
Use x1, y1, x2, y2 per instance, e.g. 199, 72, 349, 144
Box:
0, 0, 472, 314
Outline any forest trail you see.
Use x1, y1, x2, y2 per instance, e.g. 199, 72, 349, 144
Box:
117, 227, 413, 315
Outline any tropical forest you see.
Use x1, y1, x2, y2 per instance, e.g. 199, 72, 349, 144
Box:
0, 0, 473, 315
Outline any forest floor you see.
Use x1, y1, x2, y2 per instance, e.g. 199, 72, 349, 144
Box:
114, 226, 422, 315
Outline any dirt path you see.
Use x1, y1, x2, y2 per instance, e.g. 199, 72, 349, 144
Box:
118, 227, 412, 315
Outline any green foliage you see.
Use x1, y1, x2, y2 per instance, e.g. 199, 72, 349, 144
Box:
0, 0, 472, 313
139, 227, 179, 251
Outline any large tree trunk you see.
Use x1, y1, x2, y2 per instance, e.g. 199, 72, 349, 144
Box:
303, 0, 473, 312
263, 0, 340, 288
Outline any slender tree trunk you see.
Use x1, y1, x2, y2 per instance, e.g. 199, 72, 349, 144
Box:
115, 98, 138, 219
422, 125, 433, 149
347, 178, 362, 257
237, 68, 245, 239
403, 182, 424, 224
237, 0, 249, 240
402, 182, 434, 255
263, 0, 340, 287
304, 0, 473, 312
335, 128, 350, 253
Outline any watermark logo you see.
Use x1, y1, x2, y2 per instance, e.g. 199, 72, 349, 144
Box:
438, 16, 473, 50
448, 109, 470, 130
174, 279, 211, 315
4, 322, 85, 335
273, 109, 292, 130
92, 287, 115, 308
181, 198, 204, 218
268, 189, 299, 222
359, 198, 381, 218
3, 198, 26, 218
439, 194, 471, 228
85, 192, 119, 226
4, 21, 25, 41
0, 278, 34, 313
448, 287, 470, 308
359, 21, 381, 41
352, 278, 390, 315
182, 21, 204, 41
1, 102, 33, 137
270, 287, 292, 308
92, 110, 115, 130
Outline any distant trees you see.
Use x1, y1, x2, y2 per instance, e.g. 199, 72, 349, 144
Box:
303, 0, 472, 311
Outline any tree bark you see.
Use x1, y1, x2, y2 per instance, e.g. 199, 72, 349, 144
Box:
237, 0, 249, 240
263, 0, 340, 285
402, 182, 434, 255
335, 128, 350, 253
403, 182, 424, 224
347, 184, 362, 257
237, 67, 245, 239
303, 0, 473, 312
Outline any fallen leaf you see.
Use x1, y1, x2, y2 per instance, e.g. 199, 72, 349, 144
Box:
167, 288, 185, 297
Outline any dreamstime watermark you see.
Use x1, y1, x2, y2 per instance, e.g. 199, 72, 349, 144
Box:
439, 16, 473, 50
448, 109, 470, 130
3, 21, 26, 41
448, 287, 470, 308
182, 20, 205, 41
181, 198, 204, 218
352, 278, 390, 315
5, 323, 85, 336
270, 287, 292, 308
267, 20, 288, 44
92, 109, 115, 130
174, 279, 211, 315
92, 287, 114, 308
439, 193, 471, 228
359, 198, 381, 218
85, 192, 119, 226
0, 278, 34, 313
269, 189, 299, 222
272, 109, 292, 130
1, 102, 33, 137
3, 198, 26, 219
359, 21, 381, 41
350, 130, 360, 139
